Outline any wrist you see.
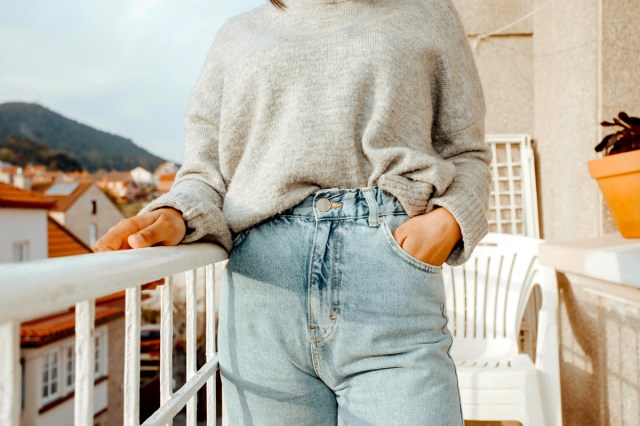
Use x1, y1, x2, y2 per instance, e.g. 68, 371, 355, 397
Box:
433, 206, 462, 243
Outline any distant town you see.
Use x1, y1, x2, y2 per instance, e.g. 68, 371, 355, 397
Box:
1, 160, 179, 227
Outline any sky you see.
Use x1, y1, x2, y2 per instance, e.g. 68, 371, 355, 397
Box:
0, 0, 265, 164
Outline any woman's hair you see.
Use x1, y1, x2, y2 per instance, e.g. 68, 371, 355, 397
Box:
270, 0, 287, 9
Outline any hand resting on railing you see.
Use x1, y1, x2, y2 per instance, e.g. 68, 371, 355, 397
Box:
92, 207, 187, 290
93, 207, 187, 251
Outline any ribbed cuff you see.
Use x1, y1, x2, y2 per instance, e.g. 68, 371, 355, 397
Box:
378, 174, 435, 217
137, 181, 233, 253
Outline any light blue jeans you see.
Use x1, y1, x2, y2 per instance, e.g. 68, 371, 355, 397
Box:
219, 186, 463, 425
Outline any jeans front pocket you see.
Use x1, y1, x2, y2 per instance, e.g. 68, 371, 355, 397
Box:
380, 214, 443, 274
231, 226, 254, 248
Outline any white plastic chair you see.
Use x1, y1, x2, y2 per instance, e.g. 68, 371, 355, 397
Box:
442, 232, 562, 426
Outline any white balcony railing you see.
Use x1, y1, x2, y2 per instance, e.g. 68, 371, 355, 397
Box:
0, 243, 228, 426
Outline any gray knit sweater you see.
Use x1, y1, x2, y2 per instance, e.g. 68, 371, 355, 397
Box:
138, 0, 492, 266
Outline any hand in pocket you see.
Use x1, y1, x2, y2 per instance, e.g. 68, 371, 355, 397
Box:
391, 206, 461, 267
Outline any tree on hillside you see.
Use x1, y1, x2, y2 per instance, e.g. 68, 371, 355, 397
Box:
0, 134, 83, 172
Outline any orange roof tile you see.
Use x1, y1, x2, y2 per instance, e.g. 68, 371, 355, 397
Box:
158, 173, 176, 182
31, 182, 54, 192
23, 165, 47, 175
101, 171, 132, 182
20, 303, 125, 346
0, 166, 19, 174
64, 171, 93, 180
0, 182, 55, 209
47, 217, 92, 257
19, 290, 154, 347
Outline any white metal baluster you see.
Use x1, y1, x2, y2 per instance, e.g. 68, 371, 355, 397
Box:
160, 275, 174, 426
186, 269, 197, 425
205, 264, 216, 425
0, 321, 20, 426
124, 286, 141, 426
74, 300, 95, 426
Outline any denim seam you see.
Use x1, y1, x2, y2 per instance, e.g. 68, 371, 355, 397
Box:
231, 227, 251, 247
314, 231, 342, 344
441, 303, 465, 425
307, 219, 327, 381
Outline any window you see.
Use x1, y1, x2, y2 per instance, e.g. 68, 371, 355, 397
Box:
94, 330, 108, 379
39, 331, 108, 408
65, 345, 75, 392
89, 223, 98, 247
91, 200, 97, 215
41, 350, 60, 404
12, 241, 29, 262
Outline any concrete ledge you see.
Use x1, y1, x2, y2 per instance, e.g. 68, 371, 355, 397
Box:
539, 232, 640, 288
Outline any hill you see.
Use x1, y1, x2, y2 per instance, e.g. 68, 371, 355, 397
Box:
0, 102, 166, 171
0, 134, 83, 172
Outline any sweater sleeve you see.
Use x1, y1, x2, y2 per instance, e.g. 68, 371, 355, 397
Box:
137, 29, 233, 253
425, 0, 492, 266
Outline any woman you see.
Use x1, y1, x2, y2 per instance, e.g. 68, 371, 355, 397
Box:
95, 0, 492, 424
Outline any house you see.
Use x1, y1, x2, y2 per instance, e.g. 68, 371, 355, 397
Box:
60, 171, 94, 183
0, 182, 53, 263
21, 219, 126, 426
0, 183, 126, 426
0, 165, 65, 189
35, 181, 124, 248
130, 167, 154, 187
152, 161, 179, 178
0, 165, 19, 184
95, 171, 141, 203
155, 172, 176, 194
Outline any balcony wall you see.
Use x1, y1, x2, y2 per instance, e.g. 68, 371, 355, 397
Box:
454, 0, 535, 136
533, 0, 640, 424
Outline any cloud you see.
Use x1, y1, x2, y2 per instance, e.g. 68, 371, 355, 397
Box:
0, 0, 266, 163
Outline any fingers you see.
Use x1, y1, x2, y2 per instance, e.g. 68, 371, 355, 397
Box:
93, 208, 186, 253
392, 225, 408, 247
128, 215, 177, 249
93, 211, 162, 252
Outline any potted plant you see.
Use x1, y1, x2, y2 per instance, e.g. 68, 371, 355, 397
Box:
587, 111, 640, 237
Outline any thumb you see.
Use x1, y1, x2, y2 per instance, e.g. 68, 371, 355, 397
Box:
128, 220, 166, 248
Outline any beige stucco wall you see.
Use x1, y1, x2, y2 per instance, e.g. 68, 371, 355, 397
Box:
454, 0, 534, 136
533, 0, 640, 240
556, 273, 640, 426
533, 0, 604, 240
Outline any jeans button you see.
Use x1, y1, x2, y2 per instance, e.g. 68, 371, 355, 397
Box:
316, 198, 332, 212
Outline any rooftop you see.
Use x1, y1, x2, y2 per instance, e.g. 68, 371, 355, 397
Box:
0, 182, 55, 209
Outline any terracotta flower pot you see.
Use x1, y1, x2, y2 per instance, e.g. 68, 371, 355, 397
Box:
587, 149, 640, 238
